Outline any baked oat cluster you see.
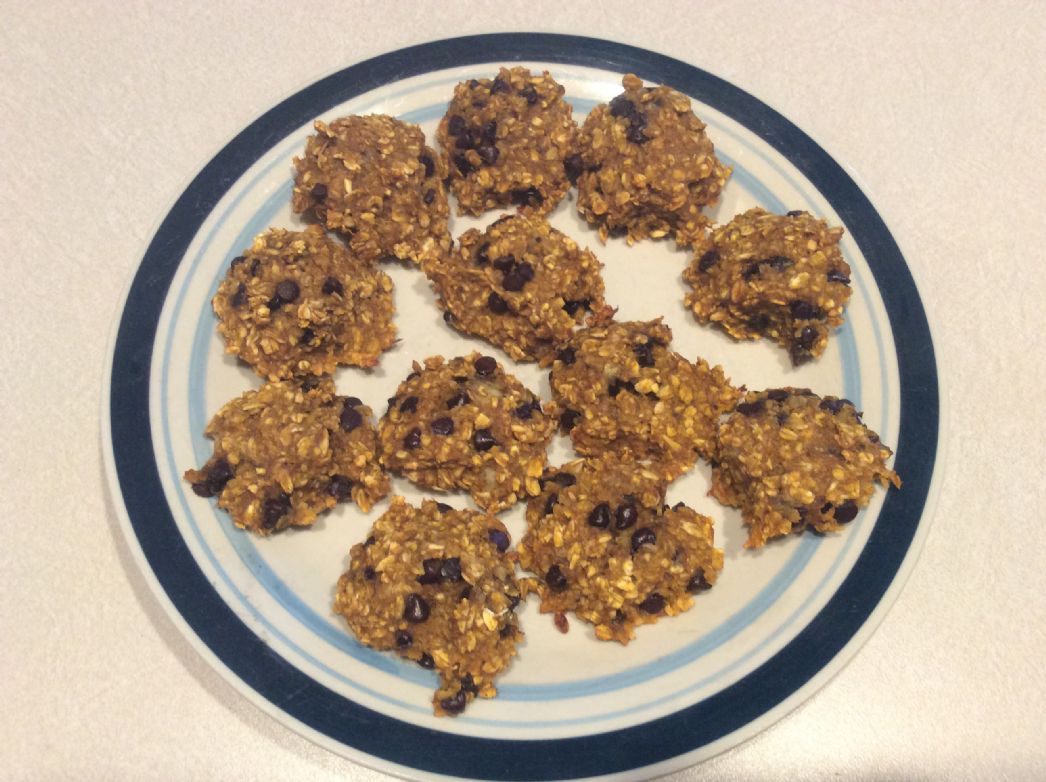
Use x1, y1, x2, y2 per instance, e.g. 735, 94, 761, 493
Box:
377, 354, 556, 513
334, 498, 523, 715
712, 387, 901, 548
518, 454, 723, 644
683, 208, 851, 365
437, 66, 579, 216
574, 74, 731, 245
424, 213, 612, 362
548, 319, 740, 480
183, 377, 389, 535
292, 114, 451, 264
213, 226, 396, 380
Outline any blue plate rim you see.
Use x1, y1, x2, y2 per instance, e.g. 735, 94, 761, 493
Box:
105, 32, 940, 780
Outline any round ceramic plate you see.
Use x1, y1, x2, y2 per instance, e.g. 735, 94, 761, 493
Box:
103, 34, 941, 781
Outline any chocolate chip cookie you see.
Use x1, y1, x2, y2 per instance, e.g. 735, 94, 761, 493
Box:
683, 208, 851, 365
424, 213, 612, 362
292, 115, 451, 264
334, 497, 523, 716
377, 354, 556, 513
574, 74, 730, 245
712, 387, 901, 548
184, 377, 389, 535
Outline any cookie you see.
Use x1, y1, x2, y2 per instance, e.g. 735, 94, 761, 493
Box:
213, 226, 396, 380
334, 498, 523, 716
424, 213, 612, 362
184, 377, 389, 534
292, 115, 451, 264
712, 387, 901, 548
377, 354, 556, 513
574, 74, 730, 245
518, 455, 723, 644
548, 319, 739, 481
436, 67, 579, 216
683, 208, 851, 365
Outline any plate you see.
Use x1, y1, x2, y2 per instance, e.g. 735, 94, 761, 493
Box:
103, 34, 941, 781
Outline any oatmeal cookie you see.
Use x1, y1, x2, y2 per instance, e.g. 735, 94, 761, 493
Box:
292, 115, 451, 264
334, 498, 523, 716
436, 67, 580, 216
548, 319, 739, 480
574, 74, 730, 245
518, 455, 723, 644
712, 387, 901, 548
425, 213, 612, 362
184, 377, 389, 535
683, 208, 851, 365
213, 226, 395, 380
377, 354, 556, 513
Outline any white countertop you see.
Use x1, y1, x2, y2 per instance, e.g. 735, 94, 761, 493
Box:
3, 2, 1045, 779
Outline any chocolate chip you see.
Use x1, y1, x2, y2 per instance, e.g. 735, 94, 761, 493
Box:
736, 400, 765, 416
625, 121, 649, 145
609, 96, 636, 117
321, 276, 343, 296
230, 255, 246, 269
834, 500, 859, 524
445, 390, 470, 409
790, 300, 825, 320
747, 313, 771, 331
298, 327, 315, 346
491, 255, 515, 272
249, 259, 261, 277
431, 416, 454, 436
417, 652, 435, 669
343, 396, 362, 407
417, 559, 442, 587
474, 355, 497, 376
555, 347, 576, 366
399, 395, 419, 414
300, 376, 321, 392
472, 428, 496, 452
827, 268, 851, 285
491, 76, 510, 93
191, 458, 234, 498
327, 474, 353, 502
502, 261, 534, 291
229, 283, 246, 308
819, 397, 850, 414
697, 249, 720, 272
615, 502, 638, 530
459, 585, 472, 601
544, 493, 559, 516
499, 623, 515, 638
797, 326, 818, 350
460, 673, 478, 694
418, 153, 435, 178
363, 535, 376, 547
441, 557, 463, 582
687, 570, 711, 592
477, 144, 499, 165
455, 129, 476, 149
435, 502, 453, 513
742, 262, 762, 280
559, 409, 581, 430
403, 427, 422, 449
395, 630, 412, 647
562, 299, 589, 316
262, 492, 291, 530
363, 566, 376, 581
310, 183, 328, 200
546, 565, 568, 592
442, 310, 455, 325
608, 378, 637, 398
786, 210, 805, 217
639, 593, 665, 614
766, 388, 790, 401
453, 153, 475, 175
510, 187, 543, 208
488, 528, 510, 552
340, 404, 363, 432
563, 153, 584, 184
480, 120, 497, 143
275, 279, 300, 304
447, 115, 465, 136
438, 689, 467, 714
423, 188, 436, 205
519, 85, 538, 104
475, 242, 490, 266
588, 502, 611, 528
552, 472, 577, 487
631, 527, 657, 553
403, 593, 430, 623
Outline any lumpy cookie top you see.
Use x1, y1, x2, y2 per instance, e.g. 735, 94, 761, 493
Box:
436, 67, 580, 216
424, 213, 612, 362
291, 115, 451, 264
712, 387, 901, 548
213, 226, 396, 380
683, 208, 852, 365
518, 455, 723, 644
183, 377, 389, 535
574, 74, 730, 245
334, 497, 523, 716
377, 354, 556, 513
549, 319, 740, 481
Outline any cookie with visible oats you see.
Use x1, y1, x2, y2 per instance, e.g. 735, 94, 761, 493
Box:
437, 67, 580, 216
548, 319, 739, 481
518, 455, 723, 644
184, 377, 388, 535
334, 497, 523, 716
377, 354, 556, 513
425, 213, 612, 362
683, 208, 851, 365
213, 226, 396, 381
292, 115, 451, 264
712, 387, 901, 548
574, 74, 730, 245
